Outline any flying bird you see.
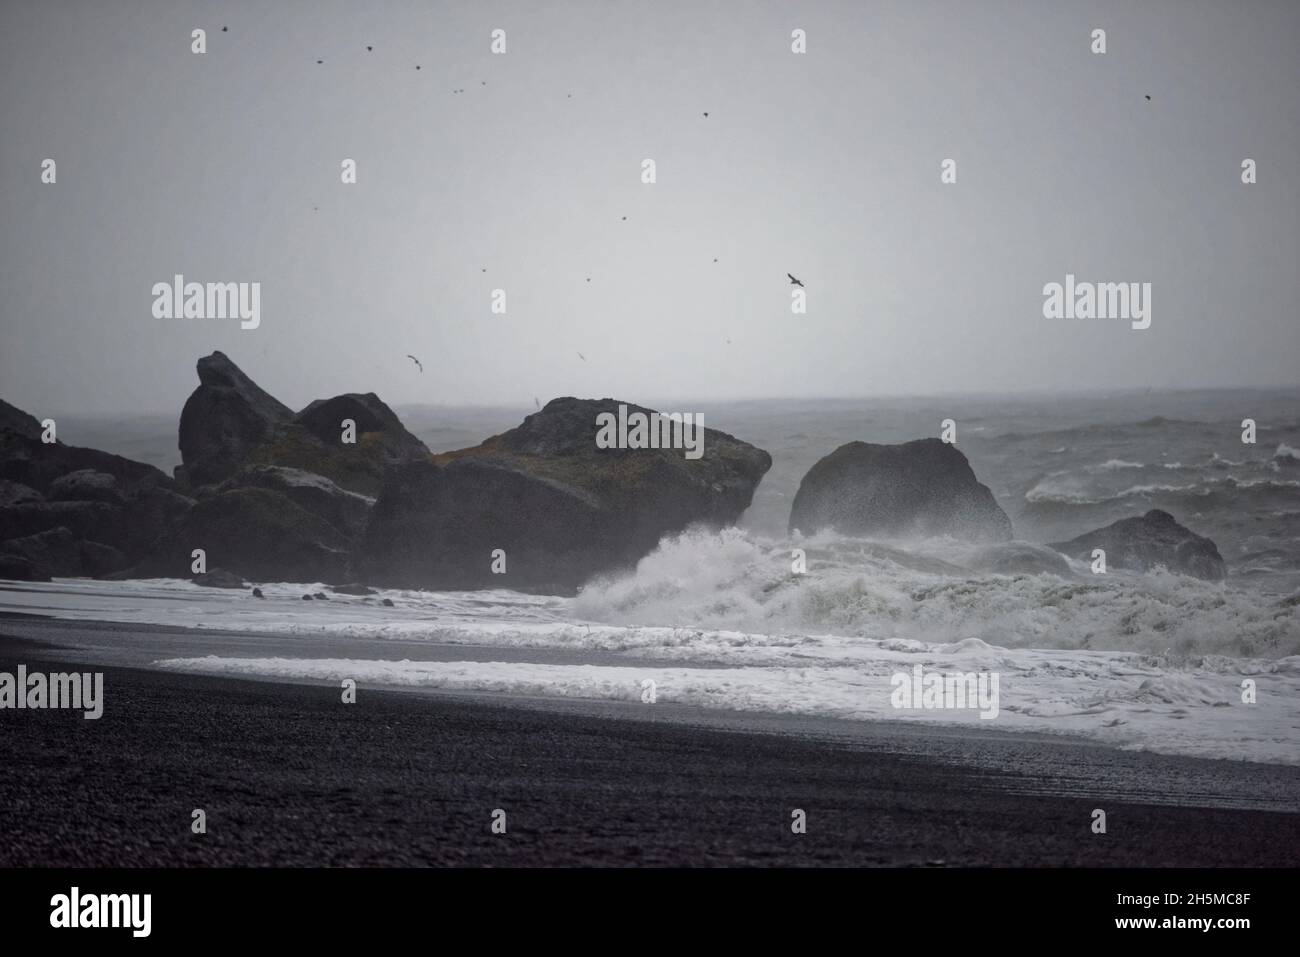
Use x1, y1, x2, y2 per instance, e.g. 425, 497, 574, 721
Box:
407, 354, 423, 373
1144, 94, 1151, 101
703, 112, 709, 117
534, 397, 540, 408
221, 26, 228, 32
787, 273, 804, 287
578, 352, 586, 362
366, 45, 373, 52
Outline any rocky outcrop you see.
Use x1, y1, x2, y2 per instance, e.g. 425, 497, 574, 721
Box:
177, 351, 295, 488
0, 526, 127, 578
0, 479, 43, 507
789, 438, 1012, 543
176, 352, 428, 496
1047, 509, 1226, 580
0, 527, 82, 576
0, 397, 193, 580
358, 398, 771, 591
212, 465, 374, 539
0, 426, 171, 494
0, 554, 50, 581
144, 488, 350, 584
0, 399, 42, 440
295, 393, 428, 466
50, 469, 125, 505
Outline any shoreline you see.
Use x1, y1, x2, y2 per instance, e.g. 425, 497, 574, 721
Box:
3, 611, 1299, 782
1, 626, 1298, 866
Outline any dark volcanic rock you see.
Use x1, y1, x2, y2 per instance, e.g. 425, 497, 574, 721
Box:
0, 525, 127, 578
0, 501, 123, 543
0, 479, 43, 507
0, 399, 191, 577
295, 393, 429, 466
1047, 509, 1226, 580
0, 398, 42, 439
358, 398, 771, 591
50, 469, 125, 505
176, 353, 425, 497
0, 553, 50, 581
789, 438, 1012, 543
212, 465, 374, 538
178, 351, 295, 488
193, 568, 247, 589
79, 540, 131, 577
147, 488, 349, 584
0, 526, 83, 576
0, 427, 171, 494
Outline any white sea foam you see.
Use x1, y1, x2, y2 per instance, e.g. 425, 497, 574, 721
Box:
4, 522, 1298, 764
152, 650, 1300, 765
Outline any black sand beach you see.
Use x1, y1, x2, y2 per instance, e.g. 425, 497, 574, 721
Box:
1, 627, 1297, 867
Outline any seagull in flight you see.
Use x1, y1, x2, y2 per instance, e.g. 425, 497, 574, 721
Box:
787, 273, 804, 287
406, 354, 423, 373
578, 352, 586, 362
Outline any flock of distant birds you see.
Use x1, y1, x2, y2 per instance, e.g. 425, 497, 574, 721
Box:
211, 29, 858, 384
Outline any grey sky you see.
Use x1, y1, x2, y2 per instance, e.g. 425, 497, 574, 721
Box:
1, 0, 1296, 416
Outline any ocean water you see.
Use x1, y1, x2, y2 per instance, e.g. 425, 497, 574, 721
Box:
20, 388, 1300, 764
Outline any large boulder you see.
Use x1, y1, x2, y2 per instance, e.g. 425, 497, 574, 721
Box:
177, 351, 295, 488
50, 469, 125, 505
211, 465, 374, 538
0, 500, 123, 542
295, 393, 429, 466
0, 479, 42, 507
0, 554, 50, 582
0, 427, 172, 494
358, 398, 771, 591
0, 399, 190, 577
789, 438, 1012, 543
145, 487, 350, 584
1047, 509, 1227, 580
176, 353, 426, 496
0, 526, 83, 577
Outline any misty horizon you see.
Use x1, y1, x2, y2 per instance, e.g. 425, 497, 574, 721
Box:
2, 0, 1297, 417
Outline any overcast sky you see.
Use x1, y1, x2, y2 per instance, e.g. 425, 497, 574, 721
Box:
1, 0, 1297, 416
